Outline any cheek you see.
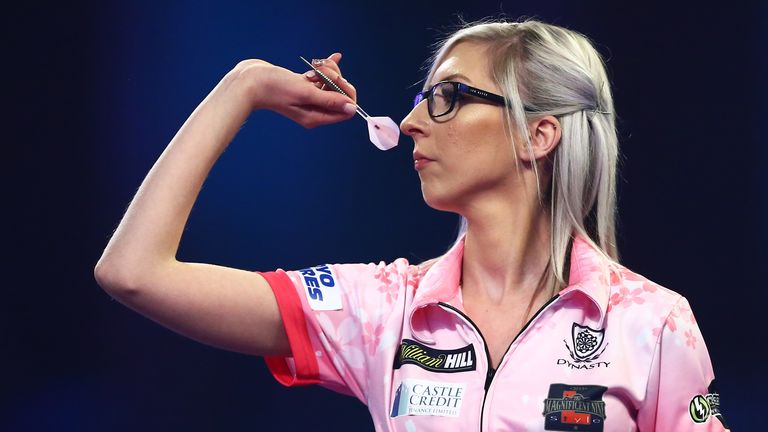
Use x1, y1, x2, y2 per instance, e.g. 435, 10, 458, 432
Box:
453, 110, 515, 169
440, 123, 481, 188
447, 117, 476, 155
421, 109, 517, 209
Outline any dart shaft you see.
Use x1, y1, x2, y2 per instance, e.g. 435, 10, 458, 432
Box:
299, 56, 371, 119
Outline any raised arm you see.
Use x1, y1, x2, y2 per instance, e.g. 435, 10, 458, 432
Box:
94, 54, 357, 357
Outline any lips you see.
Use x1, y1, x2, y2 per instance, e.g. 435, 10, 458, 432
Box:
413, 151, 435, 171
414, 159, 433, 171
413, 151, 434, 162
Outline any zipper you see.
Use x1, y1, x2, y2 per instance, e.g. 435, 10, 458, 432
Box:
438, 294, 560, 432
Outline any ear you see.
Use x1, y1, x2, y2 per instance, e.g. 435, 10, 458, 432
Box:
517, 115, 561, 162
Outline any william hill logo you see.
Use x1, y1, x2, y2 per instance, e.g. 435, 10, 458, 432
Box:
393, 339, 476, 373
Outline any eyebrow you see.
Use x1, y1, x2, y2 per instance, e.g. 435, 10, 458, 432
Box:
431, 73, 473, 86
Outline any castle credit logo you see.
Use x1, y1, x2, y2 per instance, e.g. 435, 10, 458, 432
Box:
390, 379, 466, 418
557, 323, 610, 370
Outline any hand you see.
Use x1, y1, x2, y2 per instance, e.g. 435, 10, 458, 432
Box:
234, 53, 358, 129
303, 53, 357, 97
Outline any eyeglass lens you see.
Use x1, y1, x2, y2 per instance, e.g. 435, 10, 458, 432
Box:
430, 82, 455, 117
413, 82, 458, 117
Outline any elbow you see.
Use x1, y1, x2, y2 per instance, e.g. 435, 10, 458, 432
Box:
94, 253, 177, 299
93, 257, 143, 299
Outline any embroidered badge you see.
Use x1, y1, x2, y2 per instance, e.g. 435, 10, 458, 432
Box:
393, 339, 476, 373
542, 383, 607, 431
557, 323, 610, 370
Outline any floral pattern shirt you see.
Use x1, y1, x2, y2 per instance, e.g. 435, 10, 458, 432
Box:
257, 232, 729, 431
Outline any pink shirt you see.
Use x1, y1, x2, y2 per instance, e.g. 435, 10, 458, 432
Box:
257, 232, 729, 431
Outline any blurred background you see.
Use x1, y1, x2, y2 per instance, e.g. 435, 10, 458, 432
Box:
4, 0, 764, 430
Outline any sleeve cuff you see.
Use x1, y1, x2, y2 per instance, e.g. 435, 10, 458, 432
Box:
257, 270, 320, 386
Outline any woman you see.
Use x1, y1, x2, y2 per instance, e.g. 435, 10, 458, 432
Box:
95, 18, 728, 431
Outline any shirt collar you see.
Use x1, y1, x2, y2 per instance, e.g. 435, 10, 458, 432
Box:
411, 231, 614, 327
559, 233, 615, 328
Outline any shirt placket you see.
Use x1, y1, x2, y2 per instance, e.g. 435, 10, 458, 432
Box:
438, 294, 561, 431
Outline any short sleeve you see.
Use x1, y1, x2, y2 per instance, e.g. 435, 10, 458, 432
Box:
256, 259, 412, 404
638, 296, 730, 430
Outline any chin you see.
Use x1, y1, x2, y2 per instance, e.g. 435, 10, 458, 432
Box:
421, 188, 461, 213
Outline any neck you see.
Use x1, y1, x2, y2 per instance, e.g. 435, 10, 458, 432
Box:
460, 198, 552, 306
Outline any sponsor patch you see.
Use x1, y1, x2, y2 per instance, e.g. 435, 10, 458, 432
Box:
393, 339, 476, 373
689, 395, 710, 423
557, 323, 610, 370
689, 380, 729, 428
298, 265, 342, 311
390, 379, 465, 418
542, 383, 607, 431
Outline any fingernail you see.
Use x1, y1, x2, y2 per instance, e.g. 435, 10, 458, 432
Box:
343, 103, 356, 114
305, 70, 316, 78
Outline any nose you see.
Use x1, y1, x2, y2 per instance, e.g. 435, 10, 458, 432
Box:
400, 100, 429, 138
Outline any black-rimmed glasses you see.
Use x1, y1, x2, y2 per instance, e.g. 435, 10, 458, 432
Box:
413, 81, 507, 118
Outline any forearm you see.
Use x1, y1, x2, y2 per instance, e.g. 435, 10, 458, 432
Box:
96, 69, 253, 288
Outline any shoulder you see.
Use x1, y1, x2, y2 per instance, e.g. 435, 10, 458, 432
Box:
324, 257, 418, 283
324, 257, 432, 286
304, 258, 427, 305
283, 257, 438, 315
608, 264, 682, 313
605, 264, 696, 341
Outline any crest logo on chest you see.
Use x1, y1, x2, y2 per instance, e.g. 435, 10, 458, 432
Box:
556, 323, 610, 370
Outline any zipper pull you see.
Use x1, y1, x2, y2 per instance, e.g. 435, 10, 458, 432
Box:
484, 367, 496, 391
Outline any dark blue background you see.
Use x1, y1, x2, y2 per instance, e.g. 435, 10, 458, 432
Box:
4, 1, 764, 430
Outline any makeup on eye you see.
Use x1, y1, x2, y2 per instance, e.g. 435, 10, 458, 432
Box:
429, 72, 473, 87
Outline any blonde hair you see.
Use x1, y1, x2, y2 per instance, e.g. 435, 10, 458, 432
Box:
418, 18, 622, 302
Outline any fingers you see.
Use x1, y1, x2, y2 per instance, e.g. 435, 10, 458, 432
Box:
325, 52, 342, 65
300, 86, 356, 115
289, 103, 356, 129
281, 89, 356, 128
314, 54, 343, 86
305, 67, 356, 99
303, 52, 357, 101
313, 52, 342, 74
